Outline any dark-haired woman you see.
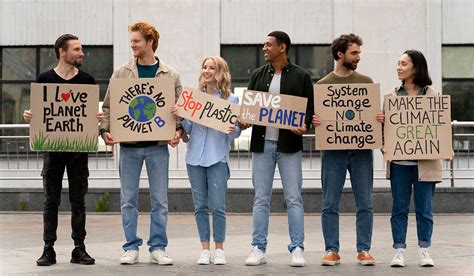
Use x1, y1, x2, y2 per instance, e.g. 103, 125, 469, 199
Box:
384, 50, 447, 268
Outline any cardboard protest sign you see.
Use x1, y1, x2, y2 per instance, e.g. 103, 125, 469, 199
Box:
239, 90, 307, 130
314, 83, 382, 150
384, 95, 452, 160
109, 78, 176, 142
29, 83, 99, 152
176, 87, 240, 133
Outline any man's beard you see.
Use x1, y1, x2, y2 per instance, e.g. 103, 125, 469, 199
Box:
67, 57, 82, 67
343, 60, 357, 70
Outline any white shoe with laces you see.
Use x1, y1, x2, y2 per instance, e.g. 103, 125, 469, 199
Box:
245, 245, 266, 266
390, 248, 406, 267
419, 247, 434, 267
150, 250, 173, 265
291, 247, 305, 267
214, 249, 227, 265
120, 250, 139, 264
196, 249, 211, 265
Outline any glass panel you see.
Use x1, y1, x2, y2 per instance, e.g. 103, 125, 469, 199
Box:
2, 48, 36, 80
442, 46, 474, 78
1, 84, 30, 137
298, 45, 334, 80
222, 46, 257, 81
81, 47, 114, 79
442, 80, 474, 121
39, 47, 57, 73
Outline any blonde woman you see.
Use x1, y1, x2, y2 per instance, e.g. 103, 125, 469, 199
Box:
172, 56, 240, 265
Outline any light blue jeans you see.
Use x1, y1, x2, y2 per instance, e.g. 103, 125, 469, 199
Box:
187, 162, 229, 243
321, 150, 374, 253
251, 140, 304, 253
119, 144, 169, 252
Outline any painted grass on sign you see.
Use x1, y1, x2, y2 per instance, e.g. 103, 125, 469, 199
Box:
31, 132, 98, 152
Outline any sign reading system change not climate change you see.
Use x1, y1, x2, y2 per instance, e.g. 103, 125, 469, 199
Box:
29, 83, 99, 152
109, 78, 176, 142
314, 83, 382, 150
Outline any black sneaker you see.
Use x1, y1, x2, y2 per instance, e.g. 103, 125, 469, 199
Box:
71, 247, 95, 265
37, 247, 57, 266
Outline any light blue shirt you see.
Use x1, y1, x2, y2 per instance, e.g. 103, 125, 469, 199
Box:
182, 90, 241, 167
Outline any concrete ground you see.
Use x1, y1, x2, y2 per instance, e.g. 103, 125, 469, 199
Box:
0, 213, 473, 275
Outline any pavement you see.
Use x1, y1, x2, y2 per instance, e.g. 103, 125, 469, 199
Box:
0, 212, 473, 275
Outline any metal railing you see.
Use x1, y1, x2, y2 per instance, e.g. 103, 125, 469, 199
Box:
0, 122, 473, 187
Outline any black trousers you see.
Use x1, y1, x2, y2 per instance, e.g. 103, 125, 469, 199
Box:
41, 152, 89, 247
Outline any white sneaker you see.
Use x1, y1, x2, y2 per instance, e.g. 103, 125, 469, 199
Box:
419, 247, 434, 267
291, 247, 305, 267
245, 245, 266, 266
120, 250, 139, 264
196, 249, 211, 265
150, 250, 173, 265
214, 249, 227, 265
390, 248, 406, 267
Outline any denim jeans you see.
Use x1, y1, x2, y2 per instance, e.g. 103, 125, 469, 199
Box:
251, 140, 304, 253
390, 163, 436, 249
119, 144, 169, 252
41, 152, 89, 247
187, 162, 229, 243
321, 150, 374, 252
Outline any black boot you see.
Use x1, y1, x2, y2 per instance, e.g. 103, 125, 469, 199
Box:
71, 246, 95, 265
36, 246, 56, 266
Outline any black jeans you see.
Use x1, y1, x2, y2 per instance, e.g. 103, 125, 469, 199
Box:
42, 152, 89, 247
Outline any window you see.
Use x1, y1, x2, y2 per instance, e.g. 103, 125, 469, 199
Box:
442, 45, 474, 151
442, 45, 474, 121
0, 46, 113, 151
222, 45, 333, 153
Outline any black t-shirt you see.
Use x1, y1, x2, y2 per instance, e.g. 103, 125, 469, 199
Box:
37, 69, 96, 84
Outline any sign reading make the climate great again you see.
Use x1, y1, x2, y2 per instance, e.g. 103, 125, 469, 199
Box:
29, 83, 99, 152
109, 78, 175, 142
384, 95, 452, 160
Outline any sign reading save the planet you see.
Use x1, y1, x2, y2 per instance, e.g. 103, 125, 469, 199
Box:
109, 78, 176, 142
384, 95, 452, 160
29, 83, 99, 152
239, 90, 307, 130
314, 83, 382, 150
176, 87, 240, 133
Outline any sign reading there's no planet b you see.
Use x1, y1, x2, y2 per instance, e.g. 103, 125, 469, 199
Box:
176, 87, 240, 133
109, 78, 176, 142
239, 90, 308, 130
314, 83, 382, 150
29, 83, 99, 152
384, 95, 452, 160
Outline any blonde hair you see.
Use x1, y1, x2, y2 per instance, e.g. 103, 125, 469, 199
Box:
198, 56, 232, 99
128, 22, 160, 52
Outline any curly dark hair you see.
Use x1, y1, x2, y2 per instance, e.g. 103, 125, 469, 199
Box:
330, 33, 363, 60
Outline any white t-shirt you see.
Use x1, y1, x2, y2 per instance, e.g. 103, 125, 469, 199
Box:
265, 73, 281, 141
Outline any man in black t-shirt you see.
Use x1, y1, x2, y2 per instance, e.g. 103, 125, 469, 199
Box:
23, 34, 99, 266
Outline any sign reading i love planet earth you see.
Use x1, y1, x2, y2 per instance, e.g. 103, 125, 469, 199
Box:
109, 78, 176, 142
29, 83, 100, 152
314, 83, 382, 150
